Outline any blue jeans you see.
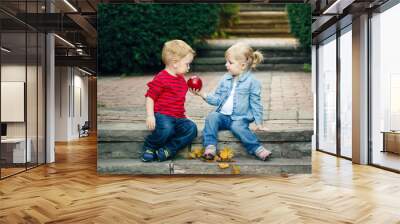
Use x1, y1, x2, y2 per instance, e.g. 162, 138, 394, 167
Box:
203, 112, 261, 155
143, 113, 197, 157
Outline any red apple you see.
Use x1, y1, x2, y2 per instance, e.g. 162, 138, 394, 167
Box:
187, 75, 203, 91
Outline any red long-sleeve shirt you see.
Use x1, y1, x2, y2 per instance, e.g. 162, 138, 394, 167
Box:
145, 70, 188, 118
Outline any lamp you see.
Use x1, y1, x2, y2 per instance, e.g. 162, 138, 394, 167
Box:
322, 0, 355, 15
63, 0, 78, 12
78, 67, 93, 76
1, 47, 11, 53
54, 34, 75, 48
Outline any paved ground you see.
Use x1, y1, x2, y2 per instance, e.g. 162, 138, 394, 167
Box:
98, 71, 313, 130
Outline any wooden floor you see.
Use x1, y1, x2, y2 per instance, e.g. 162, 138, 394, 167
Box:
372, 150, 400, 171
1, 167, 26, 178
1, 135, 400, 223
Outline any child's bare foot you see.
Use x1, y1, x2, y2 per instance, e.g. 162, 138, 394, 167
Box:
202, 145, 216, 160
255, 147, 271, 161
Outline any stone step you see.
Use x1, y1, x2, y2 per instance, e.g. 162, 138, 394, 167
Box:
98, 122, 312, 160
196, 47, 307, 58
231, 22, 290, 30
238, 4, 287, 12
222, 28, 291, 36
98, 140, 311, 160
172, 157, 311, 175
198, 38, 299, 50
97, 159, 172, 174
97, 157, 311, 175
238, 11, 288, 20
192, 56, 310, 65
191, 63, 306, 72
98, 122, 312, 142
235, 19, 288, 25
228, 33, 294, 38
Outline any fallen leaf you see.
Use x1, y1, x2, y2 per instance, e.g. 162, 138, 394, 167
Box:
219, 147, 234, 161
231, 165, 241, 174
218, 163, 230, 169
188, 152, 197, 159
192, 147, 204, 158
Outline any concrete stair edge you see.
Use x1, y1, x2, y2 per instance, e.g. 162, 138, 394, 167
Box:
238, 5, 287, 12
97, 157, 312, 175
223, 29, 291, 35
238, 11, 288, 16
191, 64, 307, 72
193, 57, 310, 65
98, 141, 312, 160
196, 44, 300, 51
98, 128, 313, 142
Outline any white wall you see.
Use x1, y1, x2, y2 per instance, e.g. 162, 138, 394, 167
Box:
55, 66, 69, 141
1, 65, 26, 139
55, 66, 89, 141
1, 63, 46, 164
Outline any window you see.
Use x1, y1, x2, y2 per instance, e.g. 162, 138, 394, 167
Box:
370, 3, 400, 171
318, 35, 337, 154
339, 26, 352, 158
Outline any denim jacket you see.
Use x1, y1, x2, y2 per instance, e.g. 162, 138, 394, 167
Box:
205, 70, 264, 125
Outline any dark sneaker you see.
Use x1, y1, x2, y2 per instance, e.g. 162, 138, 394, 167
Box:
156, 148, 172, 162
141, 149, 156, 162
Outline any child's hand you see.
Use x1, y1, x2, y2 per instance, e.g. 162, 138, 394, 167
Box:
189, 88, 206, 99
189, 88, 200, 95
254, 124, 264, 131
146, 115, 156, 130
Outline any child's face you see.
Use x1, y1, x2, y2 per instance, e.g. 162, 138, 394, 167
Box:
225, 56, 246, 76
174, 54, 194, 75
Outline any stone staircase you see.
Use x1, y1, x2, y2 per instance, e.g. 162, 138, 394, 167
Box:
97, 122, 312, 175
239, 4, 287, 12
223, 4, 292, 38
192, 42, 310, 72
191, 5, 310, 72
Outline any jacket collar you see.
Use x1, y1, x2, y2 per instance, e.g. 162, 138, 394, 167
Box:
227, 70, 251, 83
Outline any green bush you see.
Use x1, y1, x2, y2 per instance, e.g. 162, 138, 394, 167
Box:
219, 4, 240, 27
286, 4, 311, 53
98, 4, 220, 75
303, 63, 311, 73
212, 4, 240, 38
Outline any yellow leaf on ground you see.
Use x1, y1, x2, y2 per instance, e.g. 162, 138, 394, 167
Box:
192, 147, 203, 158
231, 165, 241, 174
188, 152, 197, 159
219, 147, 234, 161
218, 163, 230, 169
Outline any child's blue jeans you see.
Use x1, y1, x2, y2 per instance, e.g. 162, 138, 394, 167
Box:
143, 112, 197, 157
203, 112, 261, 155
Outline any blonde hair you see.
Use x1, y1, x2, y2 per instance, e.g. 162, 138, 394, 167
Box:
225, 42, 264, 69
161, 40, 196, 65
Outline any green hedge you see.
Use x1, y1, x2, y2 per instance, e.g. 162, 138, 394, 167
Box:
98, 4, 220, 75
286, 4, 311, 53
211, 4, 240, 38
